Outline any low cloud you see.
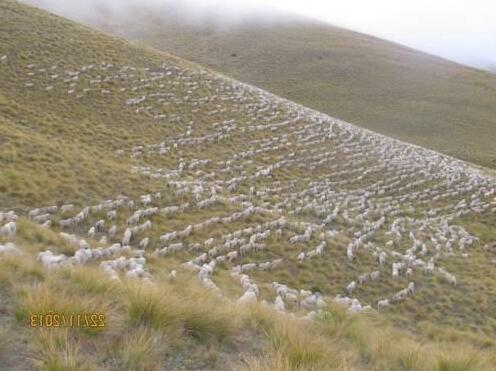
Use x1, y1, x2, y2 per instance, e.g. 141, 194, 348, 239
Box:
22, 0, 496, 71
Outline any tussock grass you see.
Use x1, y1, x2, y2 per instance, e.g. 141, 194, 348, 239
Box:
124, 279, 239, 340
116, 327, 165, 371
32, 329, 95, 371
50, 266, 120, 297
1, 247, 495, 370
0, 254, 46, 289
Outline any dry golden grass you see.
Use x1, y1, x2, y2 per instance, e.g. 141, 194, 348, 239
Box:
1, 229, 496, 370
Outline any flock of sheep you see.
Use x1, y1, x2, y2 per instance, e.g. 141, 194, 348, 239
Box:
1, 54, 495, 319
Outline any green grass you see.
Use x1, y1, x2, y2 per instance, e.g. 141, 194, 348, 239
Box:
75, 4, 496, 169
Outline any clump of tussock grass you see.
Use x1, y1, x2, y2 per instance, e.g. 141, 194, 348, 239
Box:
243, 306, 348, 370
435, 349, 489, 371
315, 307, 496, 371
115, 327, 164, 371
49, 266, 120, 297
124, 279, 240, 341
31, 329, 96, 371
0, 254, 45, 288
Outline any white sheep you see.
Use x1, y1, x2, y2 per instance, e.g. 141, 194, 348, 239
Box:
108, 225, 117, 238
168, 270, 177, 280
139, 237, 150, 249
274, 296, 285, 311
122, 228, 132, 246
107, 210, 117, 220
370, 271, 380, 281
237, 287, 258, 305
0, 243, 19, 255
346, 281, 357, 294
95, 220, 105, 232
204, 237, 215, 248
226, 251, 238, 261
0, 222, 16, 238
377, 299, 390, 311
37, 250, 67, 270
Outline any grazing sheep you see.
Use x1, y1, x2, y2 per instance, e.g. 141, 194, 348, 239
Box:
274, 295, 285, 311
0, 242, 19, 255
160, 231, 177, 243
95, 220, 105, 232
407, 282, 415, 295
32, 214, 51, 224
139, 237, 150, 249
122, 228, 133, 246
178, 225, 192, 238
204, 237, 215, 248
377, 299, 390, 311
79, 239, 90, 250
74, 248, 92, 265
237, 287, 258, 305
358, 273, 369, 285
0, 222, 16, 238
58, 219, 73, 229
108, 225, 117, 238
370, 271, 380, 281
198, 264, 213, 281
346, 281, 357, 294
378, 252, 386, 266
227, 251, 238, 261
37, 250, 67, 270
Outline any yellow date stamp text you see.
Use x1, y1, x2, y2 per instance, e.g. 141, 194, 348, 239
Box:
29, 313, 106, 328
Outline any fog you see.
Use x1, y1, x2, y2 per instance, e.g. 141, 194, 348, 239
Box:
23, 0, 496, 71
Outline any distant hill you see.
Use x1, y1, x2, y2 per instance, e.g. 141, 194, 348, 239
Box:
67, 4, 496, 170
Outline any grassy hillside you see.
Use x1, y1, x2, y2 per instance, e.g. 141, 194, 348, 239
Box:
77, 6, 496, 169
4, 222, 496, 370
1, 1, 496, 369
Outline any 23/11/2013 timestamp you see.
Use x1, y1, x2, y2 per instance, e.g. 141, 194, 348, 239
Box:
30, 313, 106, 328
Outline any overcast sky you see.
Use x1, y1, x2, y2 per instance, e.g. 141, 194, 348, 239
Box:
25, 0, 496, 71
266, 0, 496, 70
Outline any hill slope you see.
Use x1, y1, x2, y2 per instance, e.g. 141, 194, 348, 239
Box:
1, 0, 496, 369
71, 5, 496, 169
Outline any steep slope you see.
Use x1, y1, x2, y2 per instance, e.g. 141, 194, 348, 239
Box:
72, 5, 496, 169
1, 0, 496, 369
